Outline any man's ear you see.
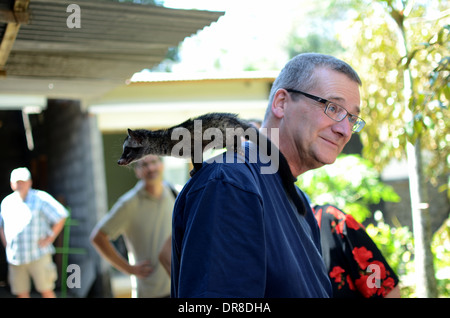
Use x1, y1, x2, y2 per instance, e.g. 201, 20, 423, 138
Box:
271, 88, 289, 119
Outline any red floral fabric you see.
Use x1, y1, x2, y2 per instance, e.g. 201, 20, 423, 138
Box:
313, 204, 399, 298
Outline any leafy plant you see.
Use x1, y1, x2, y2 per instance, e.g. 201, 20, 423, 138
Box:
366, 215, 415, 297
431, 218, 450, 297
368, 214, 450, 298
296, 154, 400, 223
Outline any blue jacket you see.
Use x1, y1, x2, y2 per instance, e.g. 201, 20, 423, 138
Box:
171, 141, 332, 298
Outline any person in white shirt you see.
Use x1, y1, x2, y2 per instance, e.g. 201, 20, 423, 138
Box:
0, 167, 68, 298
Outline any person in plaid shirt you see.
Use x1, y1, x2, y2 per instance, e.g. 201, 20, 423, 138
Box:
0, 167, 68, 298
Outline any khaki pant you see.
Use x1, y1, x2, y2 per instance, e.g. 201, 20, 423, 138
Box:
8, 254, 57, 295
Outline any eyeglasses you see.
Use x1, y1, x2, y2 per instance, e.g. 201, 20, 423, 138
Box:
285, 88, 365, 133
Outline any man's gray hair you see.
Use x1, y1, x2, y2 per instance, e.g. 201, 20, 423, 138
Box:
264, 53, 362, 121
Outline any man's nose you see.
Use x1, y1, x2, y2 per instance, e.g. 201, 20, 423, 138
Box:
331, 117, 352, 138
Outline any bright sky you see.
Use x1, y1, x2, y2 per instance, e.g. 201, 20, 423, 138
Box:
161, 0, 317, 73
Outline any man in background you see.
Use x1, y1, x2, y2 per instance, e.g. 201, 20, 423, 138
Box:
91, 155, 174, 298
0, 167, 68, 298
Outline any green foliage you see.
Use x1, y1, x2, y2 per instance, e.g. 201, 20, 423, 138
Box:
405, 24, 450, 183
296, 154, 400, 223
339, 1, 450, 185
431, 218, 450, 297
286, 33, 345, 58
366, 216, 415, 297
367, 214, 450, 298
295, 153, 449, 297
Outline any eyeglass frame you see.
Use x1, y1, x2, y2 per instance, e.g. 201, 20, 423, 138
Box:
284, 88, 365, 133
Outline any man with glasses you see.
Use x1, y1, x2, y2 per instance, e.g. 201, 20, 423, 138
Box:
171, 53, 364, 298
284, 89, 365, 133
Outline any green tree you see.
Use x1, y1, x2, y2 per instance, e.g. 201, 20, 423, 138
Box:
431, 218, 450, 297
286, 33, 345, 57
340, 0, 449, 297
366, 216, 415, 297
296, 154, 400, 223
284, 1, 348, 58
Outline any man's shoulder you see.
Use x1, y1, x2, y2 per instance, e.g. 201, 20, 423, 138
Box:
31, 189, 62, 205
192, 152, 261, 192
32, 189, 51, 199
117, 181, 143, 201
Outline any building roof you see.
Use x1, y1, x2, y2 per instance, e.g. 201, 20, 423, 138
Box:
128, 70, 279, 84
90, 71, 276, 131
0, 0, 224, 103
